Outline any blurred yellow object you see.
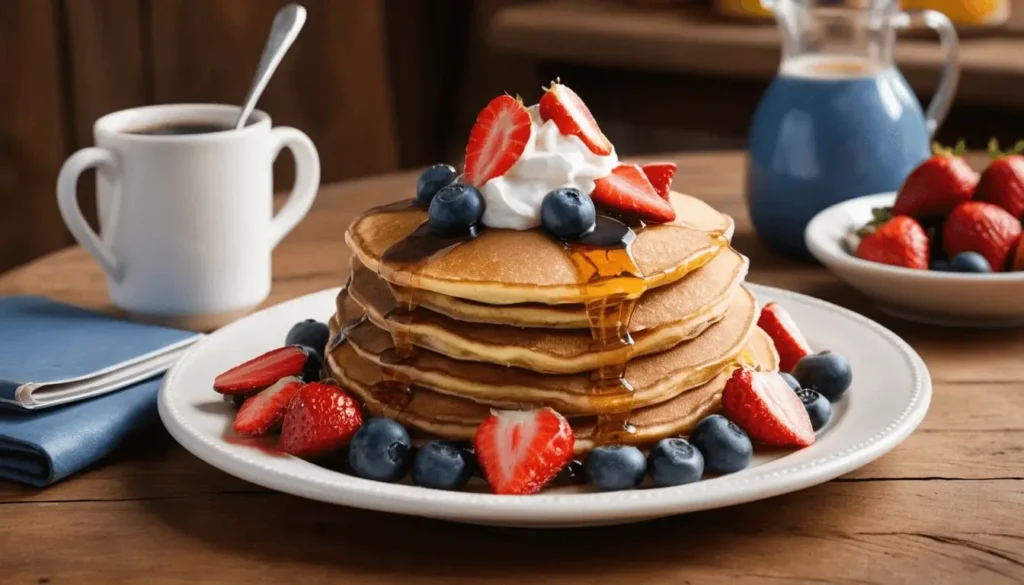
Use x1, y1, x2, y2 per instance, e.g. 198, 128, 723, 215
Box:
714, 0, 773, 19
713, 0, 1009, 24
901, 0, 1008, 25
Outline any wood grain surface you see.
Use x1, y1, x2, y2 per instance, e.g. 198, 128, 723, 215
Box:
1, 151, 1022, 584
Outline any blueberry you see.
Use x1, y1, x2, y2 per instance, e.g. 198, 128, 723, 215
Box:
411, 441, 472, 491
285, 319, 330, 357
689, 415, 752, 474
796, 388, 832, 431
792, 351, 853, 402
540, 188, 597, 240
416, 164, 457, 207
950, 251, 991, 273
583, 445, 647, 491
647, 438, 704, 487
779, 372, 801, 392
348, 418, 413, 482
930, 259, 951, 272
428, 183, 485, 234
296, 345, 323, 382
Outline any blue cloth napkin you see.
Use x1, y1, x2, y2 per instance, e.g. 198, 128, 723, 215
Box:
0, 295, 200, 487
0, 376, 161, 486
0, 295, 199, 409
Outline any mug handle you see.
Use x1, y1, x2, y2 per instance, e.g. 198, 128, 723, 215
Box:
268, 127, 321, 249
894, 10, 960, 137
56, 147, 123, 281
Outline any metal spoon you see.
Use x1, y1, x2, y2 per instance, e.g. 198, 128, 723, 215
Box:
234, 3, 307, 129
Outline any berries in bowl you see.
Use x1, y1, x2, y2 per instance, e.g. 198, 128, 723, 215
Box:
805, 140, 1024, 326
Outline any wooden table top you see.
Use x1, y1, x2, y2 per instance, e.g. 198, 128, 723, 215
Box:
1, 151, 1022, 584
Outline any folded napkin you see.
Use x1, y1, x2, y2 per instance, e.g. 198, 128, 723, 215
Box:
0, 295, 201, 486
0, 296, 200, 409
0, 376, 161, 486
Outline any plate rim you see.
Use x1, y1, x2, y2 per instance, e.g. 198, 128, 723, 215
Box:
158, 283, 932, 524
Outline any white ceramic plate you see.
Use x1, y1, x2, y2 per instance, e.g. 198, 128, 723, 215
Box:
159, 284, 931, 528
806, 192, 1024, 327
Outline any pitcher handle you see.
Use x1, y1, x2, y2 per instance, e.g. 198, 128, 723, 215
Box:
894, 10, 960, 137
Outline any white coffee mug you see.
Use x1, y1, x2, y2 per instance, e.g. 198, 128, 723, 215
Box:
57, 103, 320, 330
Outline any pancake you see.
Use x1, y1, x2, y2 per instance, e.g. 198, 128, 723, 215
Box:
346, 191, 732, 305
352, 246, 750, 331
332, 285, 759, 415
345, 249, 748, 373
325, 327, 779, 453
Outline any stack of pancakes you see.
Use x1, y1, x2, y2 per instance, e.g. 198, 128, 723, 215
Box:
327, 192, 779, 453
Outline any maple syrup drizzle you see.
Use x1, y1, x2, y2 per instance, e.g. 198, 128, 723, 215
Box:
563, 216, 647, 441
368, 207, 483, 416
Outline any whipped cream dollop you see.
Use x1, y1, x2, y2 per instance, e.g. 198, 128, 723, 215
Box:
479, 105, 618, 230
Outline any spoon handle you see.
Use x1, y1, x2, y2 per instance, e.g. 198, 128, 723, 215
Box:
235, 3, 307, 130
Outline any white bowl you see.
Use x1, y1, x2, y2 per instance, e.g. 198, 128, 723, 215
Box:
805, 192, 1024, 327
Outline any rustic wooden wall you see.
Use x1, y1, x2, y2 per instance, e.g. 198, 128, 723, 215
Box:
0, 1, 74, 273
0, 0, 409, 273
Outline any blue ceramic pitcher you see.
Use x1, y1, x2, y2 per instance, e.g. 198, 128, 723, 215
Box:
746, 0, 960, 259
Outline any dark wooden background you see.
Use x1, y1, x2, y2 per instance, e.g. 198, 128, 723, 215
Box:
0, 0, 492, 273
6, 0, 1024, 274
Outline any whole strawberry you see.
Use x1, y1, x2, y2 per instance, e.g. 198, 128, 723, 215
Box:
892, 141, 978, 220
855, 215, 929, 269
975, 139, 1024, 220
278, 382, 363, 460
1012, 233, 1024, 271
943, 201, 1022, 271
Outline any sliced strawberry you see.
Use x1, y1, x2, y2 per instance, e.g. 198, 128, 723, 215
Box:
641, 162, 677, 201
278, 382, 363, 460
233, 376, 304, 436
591, 164, 676, 223
463, 94, 532, 187
213, 346, 309, 395
722, 367, 815, 447
757, 302, 812, 373
538, 81, 612, 156
473, 408, 575, 495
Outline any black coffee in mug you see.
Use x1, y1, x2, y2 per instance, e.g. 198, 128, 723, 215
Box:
128, 122, 231, 136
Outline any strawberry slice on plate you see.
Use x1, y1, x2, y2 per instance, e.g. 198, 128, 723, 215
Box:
641, 162, 677, 201
213, 346, 309, 395
722, 367, 815, 447
591, 164, 676, 223
232, 376, 304, 436
463, 94, 532, 187
278, 382, 363, 460
539, 81, 612, 156
757, 302, 812, 373
473, 407, 575, 495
